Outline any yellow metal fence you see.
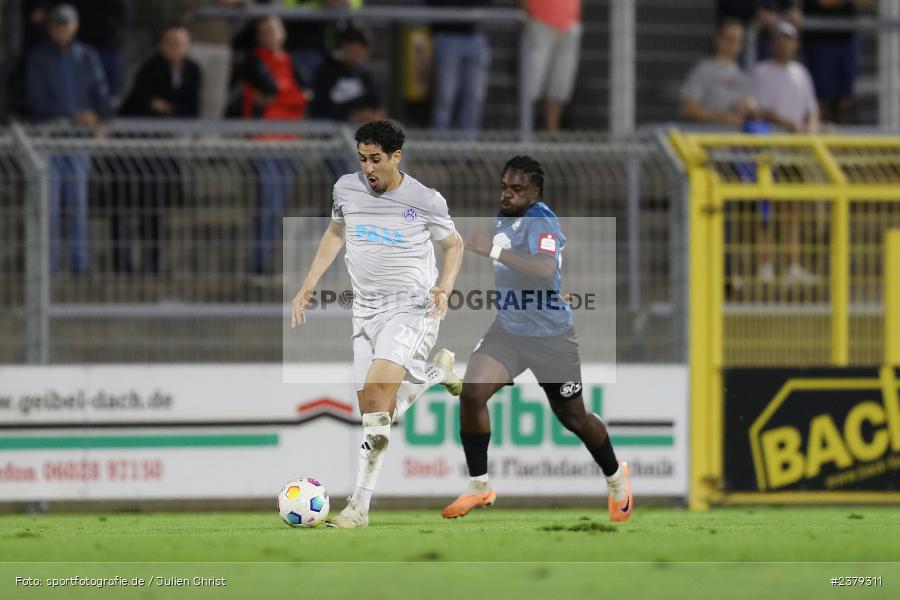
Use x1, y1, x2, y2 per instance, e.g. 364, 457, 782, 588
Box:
671, 131, 900, 509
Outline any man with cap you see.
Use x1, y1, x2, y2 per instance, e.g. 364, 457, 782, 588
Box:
26, 4, 111, 126
26, 3, 111, 274
750, 19, 819, 286
750, 20, 819, 133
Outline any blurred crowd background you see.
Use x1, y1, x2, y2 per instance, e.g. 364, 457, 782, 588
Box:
0, 0, 885, 132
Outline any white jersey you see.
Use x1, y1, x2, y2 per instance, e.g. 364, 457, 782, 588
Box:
332, 171, 455, 317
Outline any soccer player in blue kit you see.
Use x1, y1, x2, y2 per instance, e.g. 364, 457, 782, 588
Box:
442, 156, 633, 522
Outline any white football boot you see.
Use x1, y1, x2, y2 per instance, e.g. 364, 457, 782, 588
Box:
328, 498, 369, 529
432, 348, 462, 396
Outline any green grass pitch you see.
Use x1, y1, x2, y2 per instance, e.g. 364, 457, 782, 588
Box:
1, 507, 898, 599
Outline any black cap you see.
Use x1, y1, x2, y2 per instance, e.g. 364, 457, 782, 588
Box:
338, 25, 372, 47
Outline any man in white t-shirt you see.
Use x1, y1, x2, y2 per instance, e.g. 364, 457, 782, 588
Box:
751, 21, 819, 285
752, 20, 819, 133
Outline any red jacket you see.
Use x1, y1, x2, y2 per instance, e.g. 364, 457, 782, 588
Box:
241, 48, 307, 120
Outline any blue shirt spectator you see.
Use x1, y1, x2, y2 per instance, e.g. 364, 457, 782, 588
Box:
427, 0, 491, 134
25, 5, 111, 123
24, 4, 108, 275
802, 0, 875, 124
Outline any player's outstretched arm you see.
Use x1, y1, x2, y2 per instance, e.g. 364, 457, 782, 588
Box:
291, 220, 346, 328
465, 231, 556, 279
428, 231, 464, 319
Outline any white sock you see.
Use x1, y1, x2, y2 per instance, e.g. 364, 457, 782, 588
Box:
606, 464, 627, 502
391, 365, 446, 422
351, 486, 372, 510
465, 473, 492, 494
353, 411, 391, 512
392, 382, 425, 422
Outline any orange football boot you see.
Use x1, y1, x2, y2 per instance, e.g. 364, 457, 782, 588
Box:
608, 461, 634, 522
441, 489, 497, 519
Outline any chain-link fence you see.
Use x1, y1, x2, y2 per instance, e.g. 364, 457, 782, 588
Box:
4, 122, 687, 365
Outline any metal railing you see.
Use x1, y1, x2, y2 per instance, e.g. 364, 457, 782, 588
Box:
0, 121, 688, 365
671, 128, 900, 509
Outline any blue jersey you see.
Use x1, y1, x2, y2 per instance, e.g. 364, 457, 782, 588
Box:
493, 201, 572, 336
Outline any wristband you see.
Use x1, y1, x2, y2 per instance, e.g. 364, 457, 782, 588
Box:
489, 245, 503, 260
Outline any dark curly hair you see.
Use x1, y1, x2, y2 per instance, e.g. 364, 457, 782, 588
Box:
502, 155, 544, 198
355, 120, 406, 155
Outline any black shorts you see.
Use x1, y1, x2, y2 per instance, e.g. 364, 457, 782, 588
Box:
473, 319, 583, 401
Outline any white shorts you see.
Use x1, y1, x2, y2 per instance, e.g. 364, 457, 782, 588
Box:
525, 19, 583, 103
351, 309, 440, 391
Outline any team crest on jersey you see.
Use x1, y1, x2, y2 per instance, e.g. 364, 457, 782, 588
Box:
559, 381, 582, 399
512, 219, 522, 230
403, 208, 417, 222
538, 233, 557, 255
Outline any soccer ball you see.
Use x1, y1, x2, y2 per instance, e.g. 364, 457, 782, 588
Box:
278, 477, 330, 527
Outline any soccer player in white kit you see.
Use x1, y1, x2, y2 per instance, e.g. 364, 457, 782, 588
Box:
290, 121, 464, 528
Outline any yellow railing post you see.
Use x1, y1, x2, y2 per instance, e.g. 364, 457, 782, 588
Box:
670, 130, 712, 510
886, 230, 900, 366
688, 162, 712, 511
831, 194, 850, 366
708, 171, 725, 502
813, 140, 850, 366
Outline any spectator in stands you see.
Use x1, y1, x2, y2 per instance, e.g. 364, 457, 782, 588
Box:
680, 18, 758, 127
144, 0, 248, 118
310, 25, 382, 123
752, 21, 818, 285
12, 1, 129, 107
244, 0, 364, 88
26, 4, 111, 275
115, 23, 201, 274
427, 0, 491, 134
120, 23, 201, 118
752, 20, 819, 132
717, 0, 801, 62
239, 14, 308, 274
802, 0, 875, 125
521, 0, 582, 132
239, 14, 307, 120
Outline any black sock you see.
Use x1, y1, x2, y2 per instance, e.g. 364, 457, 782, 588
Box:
460, 431, 491, 477
587, 435, 619, 477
